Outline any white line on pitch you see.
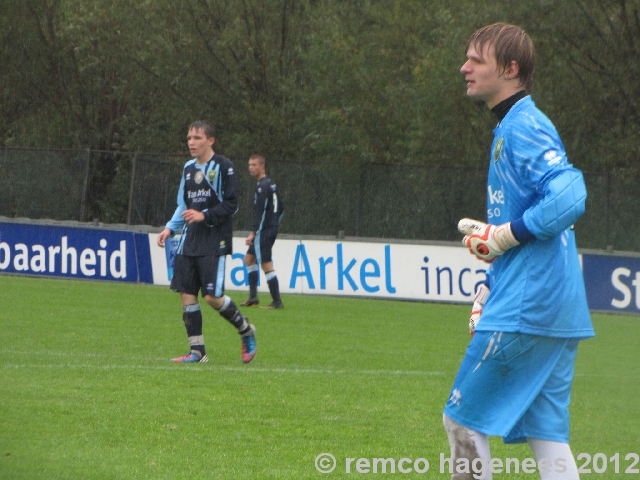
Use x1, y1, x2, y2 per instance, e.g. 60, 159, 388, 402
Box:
2, 362, 447, 376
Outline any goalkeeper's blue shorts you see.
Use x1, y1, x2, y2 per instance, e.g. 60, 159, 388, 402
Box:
444, 331, 579, 444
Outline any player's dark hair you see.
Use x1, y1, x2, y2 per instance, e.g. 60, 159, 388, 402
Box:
189, 120, 216, 139
466, 23, 535, 93
250, 154, 266, 165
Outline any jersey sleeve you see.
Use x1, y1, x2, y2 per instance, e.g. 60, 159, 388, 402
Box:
165, 172, 187, 234
508, 112, 587, 240
522, 168, 587, 239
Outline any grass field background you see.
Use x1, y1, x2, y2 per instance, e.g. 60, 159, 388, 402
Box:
1, 274, 639, 479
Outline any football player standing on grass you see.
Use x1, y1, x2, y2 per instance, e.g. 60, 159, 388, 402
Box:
157, 120, 256, 364
241, 154, 285, 309
442, 24, 594, 480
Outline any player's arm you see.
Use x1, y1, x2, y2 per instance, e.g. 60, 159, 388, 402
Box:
251, 179, 269, 234
246, 183, 261, 245
274, 184, 284, 225
522, 168, 587, 239
243, 182, 266, 245
161, 174, 187, 236
157, 228, 172, 248
460, 117, 586, 262
458, 168, 586, 263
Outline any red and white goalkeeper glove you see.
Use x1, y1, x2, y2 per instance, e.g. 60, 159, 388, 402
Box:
458, 218, 520, 263
469, 283, 490, 337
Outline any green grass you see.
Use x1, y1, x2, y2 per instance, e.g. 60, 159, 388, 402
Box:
0, 275, 638, 479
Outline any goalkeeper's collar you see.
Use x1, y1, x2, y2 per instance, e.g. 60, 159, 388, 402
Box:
491, 90, 528, 122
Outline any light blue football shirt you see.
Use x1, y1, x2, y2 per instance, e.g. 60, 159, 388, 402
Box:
477, 96, 594, 339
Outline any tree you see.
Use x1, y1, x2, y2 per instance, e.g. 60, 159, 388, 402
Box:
510, 0, 640, 170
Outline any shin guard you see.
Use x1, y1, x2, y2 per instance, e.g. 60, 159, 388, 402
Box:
217, 296, 250, 334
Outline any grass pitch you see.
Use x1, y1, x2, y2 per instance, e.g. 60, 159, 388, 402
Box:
0, 275, 639, 479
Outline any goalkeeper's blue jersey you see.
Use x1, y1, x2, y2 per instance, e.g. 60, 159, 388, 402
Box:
477, 96, 594, 339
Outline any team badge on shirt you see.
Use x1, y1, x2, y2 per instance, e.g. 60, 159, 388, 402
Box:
493, 137, 504, 163
207, 170, 217, 182
194, 170, 204, 184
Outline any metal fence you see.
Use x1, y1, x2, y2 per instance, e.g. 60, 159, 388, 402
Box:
1, 147, 638, 252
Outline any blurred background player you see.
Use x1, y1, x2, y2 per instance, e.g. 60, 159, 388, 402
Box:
241, 154, 285, 309
443, 24, 594, 480
157, 120, 256, 363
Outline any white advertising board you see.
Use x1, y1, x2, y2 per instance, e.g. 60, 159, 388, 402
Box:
149, 235, 489, 304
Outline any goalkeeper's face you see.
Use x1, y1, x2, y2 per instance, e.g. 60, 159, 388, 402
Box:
460, 43, 515, 109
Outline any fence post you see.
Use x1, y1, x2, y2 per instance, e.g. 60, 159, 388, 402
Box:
356, 164, 366, 237
605, 170, 611, 248
79, 149, 91, 222
127, 153, 138, 225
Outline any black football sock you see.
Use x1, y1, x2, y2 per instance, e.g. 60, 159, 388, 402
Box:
183, 303, 205, 356
247, 265, 259, 298
266, 270, 282, 304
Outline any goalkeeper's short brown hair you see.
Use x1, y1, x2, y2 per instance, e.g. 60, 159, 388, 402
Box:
466, 23, 535, 93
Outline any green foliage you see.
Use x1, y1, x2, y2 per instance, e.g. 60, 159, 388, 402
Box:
2, 0, 640, 230
2, 0, 636, 163
509, 0, 640, 170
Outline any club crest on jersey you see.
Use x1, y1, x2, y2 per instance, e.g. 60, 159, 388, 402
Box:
207, 170, 217, 182
194, 170, 204, 184
493, 137, 504, 164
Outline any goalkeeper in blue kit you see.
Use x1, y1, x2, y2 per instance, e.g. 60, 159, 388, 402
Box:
443, 24, 594, 480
